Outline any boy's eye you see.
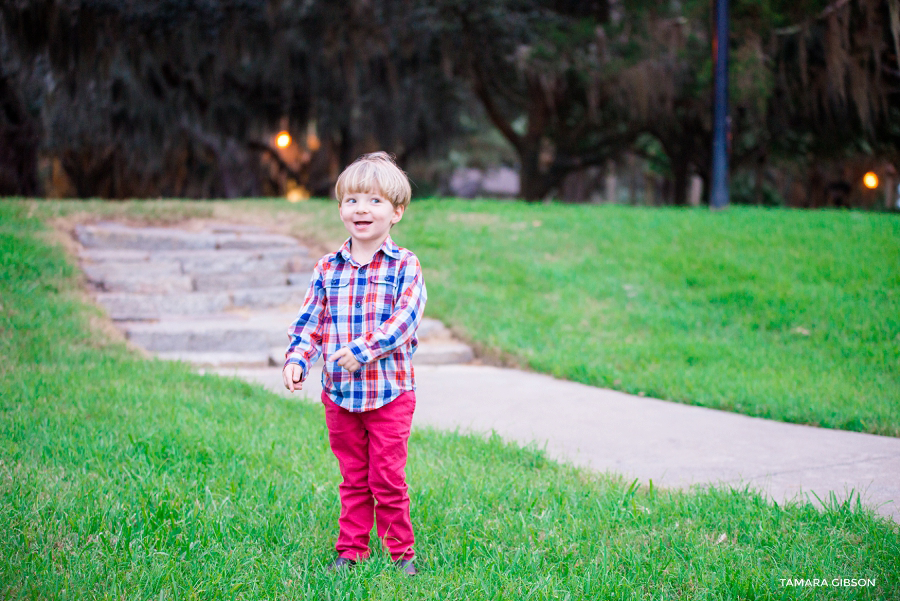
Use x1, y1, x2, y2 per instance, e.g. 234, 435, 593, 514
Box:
371, 197, 380, 203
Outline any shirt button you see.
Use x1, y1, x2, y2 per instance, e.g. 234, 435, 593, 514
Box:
355, 301, 362, 308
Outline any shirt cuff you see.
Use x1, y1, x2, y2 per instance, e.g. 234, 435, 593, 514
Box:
284, 356, 308, 379
347, 338, 372, 365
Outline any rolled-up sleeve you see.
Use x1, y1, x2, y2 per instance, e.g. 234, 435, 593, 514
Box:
347, 254, 426, 365
285, 261, 327, 379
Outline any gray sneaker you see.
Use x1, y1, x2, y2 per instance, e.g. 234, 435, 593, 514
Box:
326, 557, 356, 572
394, 558, 418, 576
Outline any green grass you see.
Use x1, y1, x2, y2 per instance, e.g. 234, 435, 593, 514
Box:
24, 198, 900, 436
3, 202, 900, 598
19, 200, 900, 436
394, 201, 900, 437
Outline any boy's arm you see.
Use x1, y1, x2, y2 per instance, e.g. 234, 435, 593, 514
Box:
345, 254, 426, 365
284, 261, 327, 380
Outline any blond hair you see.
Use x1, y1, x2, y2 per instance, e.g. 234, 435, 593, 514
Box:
334, 152, 412, 209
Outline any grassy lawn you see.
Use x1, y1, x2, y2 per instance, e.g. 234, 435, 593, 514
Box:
27, 198, 900, 437
398, 201, 900, 437
2, 201, 899, 599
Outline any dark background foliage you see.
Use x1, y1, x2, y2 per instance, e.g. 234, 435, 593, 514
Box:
1, 0, 898, 206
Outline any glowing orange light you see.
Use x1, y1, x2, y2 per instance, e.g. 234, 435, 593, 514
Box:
275, 131, 292, 148
863, 172, 878, 189
306, 132, 321, 152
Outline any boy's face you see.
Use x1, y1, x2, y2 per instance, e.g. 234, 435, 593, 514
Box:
339, 188, 404, 246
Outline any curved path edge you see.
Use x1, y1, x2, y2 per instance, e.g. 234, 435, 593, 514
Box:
218, 364, 900, 522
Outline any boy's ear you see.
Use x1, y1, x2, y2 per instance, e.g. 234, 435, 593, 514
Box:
391, 205, 405, 224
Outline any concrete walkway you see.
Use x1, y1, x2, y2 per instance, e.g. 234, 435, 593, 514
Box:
68, 221, 900, 522
221, 364, 900, 522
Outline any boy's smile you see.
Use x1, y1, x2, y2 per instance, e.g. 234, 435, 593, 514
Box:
340, 189, 404, 250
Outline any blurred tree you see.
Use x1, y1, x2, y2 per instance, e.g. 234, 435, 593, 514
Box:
2, 0, 896, 202
0, 17, 41, 196
767, 0, 900, 206
623, 0, 900, 206
431, 0, 638, 201
0, 0, 460, 198
432, 0, 899, 204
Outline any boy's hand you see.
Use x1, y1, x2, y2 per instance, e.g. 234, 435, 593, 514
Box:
282, 364, 304, 392
329, 347, 361, 373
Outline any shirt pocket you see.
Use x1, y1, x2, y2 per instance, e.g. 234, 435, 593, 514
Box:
367, 273, 397, 322
324, 275, 352, 318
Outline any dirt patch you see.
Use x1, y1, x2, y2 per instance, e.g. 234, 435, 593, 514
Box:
210, 204, 341, 256
30, 199, 351, 260
31, 219, 142, 352
44, 205, 335, 260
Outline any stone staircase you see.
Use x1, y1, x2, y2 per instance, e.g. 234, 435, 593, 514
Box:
75, 222, 474, 368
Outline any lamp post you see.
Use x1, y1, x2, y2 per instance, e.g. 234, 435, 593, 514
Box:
710, 0, 730, 209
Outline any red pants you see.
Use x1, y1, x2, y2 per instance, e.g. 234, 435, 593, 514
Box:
322, 389, 416, 561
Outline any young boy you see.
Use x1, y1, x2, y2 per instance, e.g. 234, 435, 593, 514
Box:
282, 152, 425, 576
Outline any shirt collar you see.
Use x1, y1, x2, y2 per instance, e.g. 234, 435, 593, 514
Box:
338, 236, 400, 263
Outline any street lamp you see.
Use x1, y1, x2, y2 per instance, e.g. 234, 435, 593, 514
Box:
863, 172, 878, 189
275, 131, 292, 148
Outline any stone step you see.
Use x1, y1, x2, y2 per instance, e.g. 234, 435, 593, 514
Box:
192, 271, 288, 292
413, 341, 475, 364
96, 286, 305, 320
80, 246, 310, 266
122, 314, 292, 352
166, 341, 477, 370
81, 255, 314, 293
82, 261, 183, 280
288, 273, 313, 286
231, 286, 306, 309
83, 263, 310, 294
76, 223, 219, 251
268, 340, 474, 367
154, 351, 271, 368
76, 223, 303, 251
204, 223, 269, 234
178, 249, 314, 275
97, 292, 230, 320
288, 318, 461, 345
88, 273, 194, 294
417, 318, 450, 340
123, 315, 465, 355
74, 220, 477, 368
78, 249, 158, 263
215, 232, 301, 250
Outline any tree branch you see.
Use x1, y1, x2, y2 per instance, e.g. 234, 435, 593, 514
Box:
461, 14, 523, 153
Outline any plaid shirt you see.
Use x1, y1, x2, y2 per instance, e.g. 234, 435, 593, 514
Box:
285, 236, 427, 412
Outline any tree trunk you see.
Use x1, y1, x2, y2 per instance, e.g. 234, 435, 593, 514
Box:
0, 72, 40, 196
660, 134, 690, 206
518, 145, 549, 201
672, 158, 689, 205
754, 152, 767, 206
61, 147, 116, 199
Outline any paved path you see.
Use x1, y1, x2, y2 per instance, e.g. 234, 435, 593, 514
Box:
70, 221, 900, 522
220, 364, 900, 522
